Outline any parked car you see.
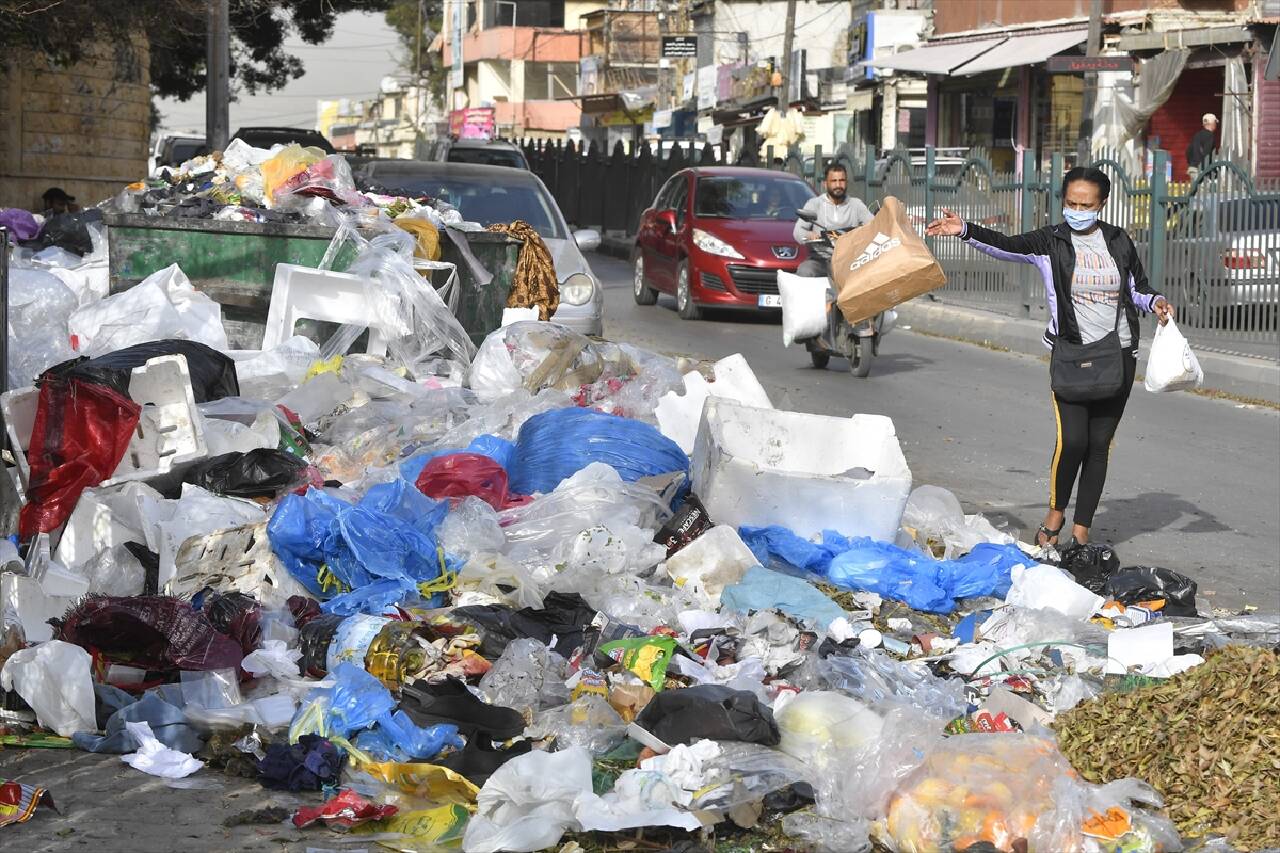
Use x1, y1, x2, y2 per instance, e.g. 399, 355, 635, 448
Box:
632, 167, 815, 320
231, 127, 336, 154
1167, 195, 1280, 322
360, 160, 602, 335
426, 139, 529, 170
149, 134, 207, 174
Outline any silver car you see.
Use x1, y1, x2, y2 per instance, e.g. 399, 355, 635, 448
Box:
360, 160, 603, 335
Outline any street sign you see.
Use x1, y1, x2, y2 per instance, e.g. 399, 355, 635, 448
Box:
662, 36, 698, 59
1047, 55, 1131, 74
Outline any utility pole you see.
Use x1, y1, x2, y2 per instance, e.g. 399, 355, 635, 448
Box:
206, 0, 230, 149
778, 0, 797, 116
414, 0, 425, 157
1077, 0, 1103, 163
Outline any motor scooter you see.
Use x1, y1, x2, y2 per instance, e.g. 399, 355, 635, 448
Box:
794, 209, 896, 377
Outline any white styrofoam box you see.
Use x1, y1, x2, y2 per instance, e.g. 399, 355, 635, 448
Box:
501, 307, 541, 327
170, 521, 308, 607
54, 481, 163, 576
263, 263, 404, 355
655, 354, 773, 454
691, 398, 912, 542
1, 355, 208, 498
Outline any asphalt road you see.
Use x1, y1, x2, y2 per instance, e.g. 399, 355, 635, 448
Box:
591, 251, 1280, 612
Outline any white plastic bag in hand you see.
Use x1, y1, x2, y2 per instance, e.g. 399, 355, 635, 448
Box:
1144, 319, 1203, 393
778, 271, 829, 347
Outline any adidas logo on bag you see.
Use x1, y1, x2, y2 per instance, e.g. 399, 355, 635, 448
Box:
849, 233, 901, 271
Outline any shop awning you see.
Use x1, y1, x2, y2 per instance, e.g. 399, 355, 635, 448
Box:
864, 37, 1005, 75
954, 29, 1088, 76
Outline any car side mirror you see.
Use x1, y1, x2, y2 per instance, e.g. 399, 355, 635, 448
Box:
573, 228, 601, 252
657, 210, 678, 232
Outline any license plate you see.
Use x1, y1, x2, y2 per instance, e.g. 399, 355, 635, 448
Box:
758, 294, 782, 308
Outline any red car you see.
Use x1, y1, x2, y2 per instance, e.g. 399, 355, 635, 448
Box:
632, 166, 816, 319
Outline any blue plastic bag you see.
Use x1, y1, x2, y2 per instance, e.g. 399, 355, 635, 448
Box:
325, 662, 396, 738
507, 408, 689, 495
826, 538, 1023, 614
399, 434, 517, 484
720, 565, 848, 628
353, 710, 463, 762
269, 480, 452, 598
738, 525, 854, 575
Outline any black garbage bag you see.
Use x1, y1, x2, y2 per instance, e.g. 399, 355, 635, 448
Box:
454, 591, 598, 658
1103, 566, 1199, 617
1058, 542, 1121, 594
182, 449, 307, 500
634, 684, 781, 747
399, 677, 525, 741
27, 210, 102, 256
45, 339, 240, 403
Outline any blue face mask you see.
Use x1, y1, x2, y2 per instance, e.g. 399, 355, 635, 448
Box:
1063, 208, 1100, 231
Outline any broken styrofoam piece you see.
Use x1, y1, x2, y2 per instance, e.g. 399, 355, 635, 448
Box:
663, 525, 760, 609
502, 307, 541, 327
655, 354, 772, 454
690, 399, 912, 542
169, 520, 308, 607
0, 574, 76, 643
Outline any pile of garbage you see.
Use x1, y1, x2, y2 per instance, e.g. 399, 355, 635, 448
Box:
2, 186, 1277, 853
102, 140, 446, 229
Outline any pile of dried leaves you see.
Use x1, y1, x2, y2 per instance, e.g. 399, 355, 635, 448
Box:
1054, 644, 1280, 851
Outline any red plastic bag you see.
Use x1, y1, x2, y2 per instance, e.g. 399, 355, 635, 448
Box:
57, 595, 244, 673
415, 452, 516, 511
19, 377, 140, 539
291, 788, 398, 830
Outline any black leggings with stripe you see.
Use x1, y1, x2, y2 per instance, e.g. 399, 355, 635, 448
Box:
1050, 352, 1137, 528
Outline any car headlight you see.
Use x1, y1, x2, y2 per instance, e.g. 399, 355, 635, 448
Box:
692, 228, 745, 259
560, 272, 594, 306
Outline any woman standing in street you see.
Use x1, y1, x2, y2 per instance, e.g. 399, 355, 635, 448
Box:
926, 167, 1174, 548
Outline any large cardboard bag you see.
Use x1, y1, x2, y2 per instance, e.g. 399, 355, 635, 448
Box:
832, 196, 946, 324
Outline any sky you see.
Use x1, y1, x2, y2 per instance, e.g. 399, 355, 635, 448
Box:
153, 11, 404, 136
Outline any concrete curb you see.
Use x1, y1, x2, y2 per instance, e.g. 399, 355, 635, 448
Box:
895, 299, 1280, 404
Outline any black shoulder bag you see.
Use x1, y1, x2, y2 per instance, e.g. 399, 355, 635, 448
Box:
1050, 273, 1128, 402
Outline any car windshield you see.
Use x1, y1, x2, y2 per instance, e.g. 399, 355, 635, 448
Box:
694, 176, 814, 219
447, 147, 528, 169
371, 172, 564, 239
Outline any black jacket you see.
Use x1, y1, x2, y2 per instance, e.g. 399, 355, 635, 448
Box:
960, 220, 1163, 352
1186, 128, 1215, 171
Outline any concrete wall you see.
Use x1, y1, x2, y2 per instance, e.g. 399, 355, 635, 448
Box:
0, 42, 150, 210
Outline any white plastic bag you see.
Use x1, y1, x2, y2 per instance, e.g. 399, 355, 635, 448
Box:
0, 641, 96, 736
68, 263, 228, 356
778, 270, 829, 347
120, 720, 205, 778
1144, 319, 1203, 393
6, 267, 78, 388
463, 746, 594, 852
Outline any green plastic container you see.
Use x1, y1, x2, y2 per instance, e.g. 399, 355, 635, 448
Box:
104, 214, 519, 349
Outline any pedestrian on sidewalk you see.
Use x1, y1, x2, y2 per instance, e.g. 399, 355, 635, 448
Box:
1185, 113, 1217, 181
926, 167, 1174, 548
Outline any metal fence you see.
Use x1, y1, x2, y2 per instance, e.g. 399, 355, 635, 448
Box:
522, 138, 1279, 350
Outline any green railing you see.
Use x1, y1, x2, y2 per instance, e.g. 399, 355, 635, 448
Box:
522, 138, 1279, 349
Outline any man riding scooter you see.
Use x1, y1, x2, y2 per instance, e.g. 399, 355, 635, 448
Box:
793, 162, 873, 269
791, 162, 891, 376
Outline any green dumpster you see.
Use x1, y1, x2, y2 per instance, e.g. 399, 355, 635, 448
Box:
104, 214, 519, 349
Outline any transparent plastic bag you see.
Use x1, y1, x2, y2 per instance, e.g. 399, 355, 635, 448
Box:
815, 646, 968, 721
526, 694, 627, 756
6, 267, 77, 388
455, 554, 546, 609
901, 484, 1017, 560
468, 321, 601, 401
328, 226, 476, 377
261, 143, 325, 206
438, 496, 508, 560
782, 812, 873, 853
477, 638, 570, 720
